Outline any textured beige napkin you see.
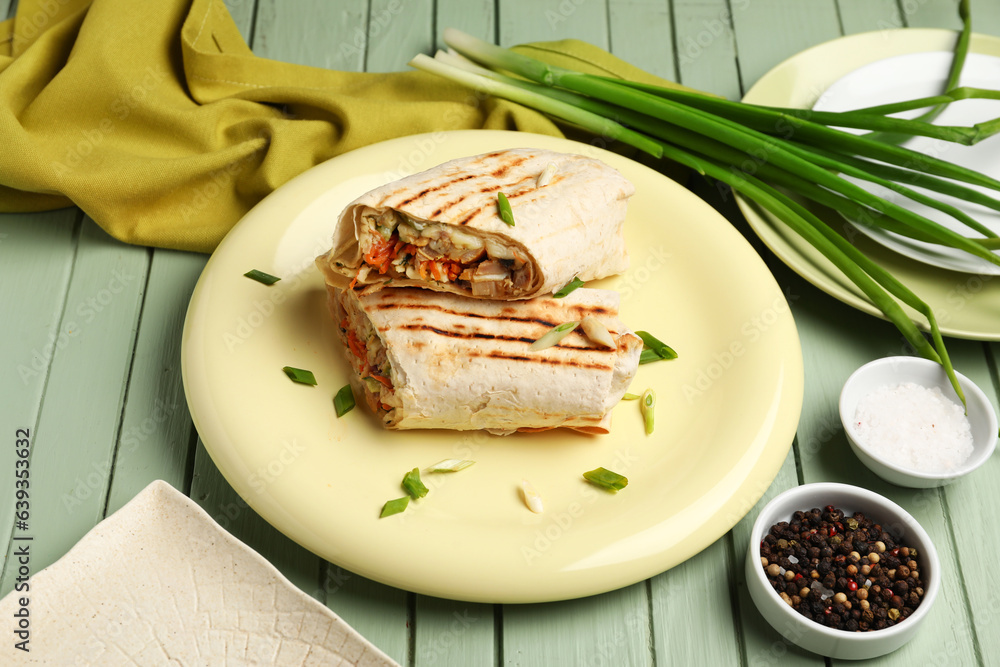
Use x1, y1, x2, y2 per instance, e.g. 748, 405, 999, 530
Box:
0, 480, 398, 666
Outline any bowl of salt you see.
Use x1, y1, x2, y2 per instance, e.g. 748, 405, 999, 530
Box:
839, 357, 998, 488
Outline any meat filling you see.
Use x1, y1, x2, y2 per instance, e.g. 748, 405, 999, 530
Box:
338, 296, 396, 421
356, 209, 533, 298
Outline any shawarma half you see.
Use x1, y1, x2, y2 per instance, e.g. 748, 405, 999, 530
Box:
316, 148, 635, 300
331, 286, 642, 434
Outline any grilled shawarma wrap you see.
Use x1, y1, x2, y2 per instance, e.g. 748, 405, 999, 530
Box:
330, 286, 643, 434
316, 148, 635, 300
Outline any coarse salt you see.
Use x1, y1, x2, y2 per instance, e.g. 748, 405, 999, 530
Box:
852, 381, 973, 474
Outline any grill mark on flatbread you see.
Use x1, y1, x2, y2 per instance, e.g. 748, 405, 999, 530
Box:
399, 324, 533, 344
396, 323, 605, 351
431, 175, 539, 221
490, 154, 530, 179
431, 182, 505, 220
469, 350, 612, 371
368, 299, 613, 325
387, 173, 478, 208
500, 176, 541, 199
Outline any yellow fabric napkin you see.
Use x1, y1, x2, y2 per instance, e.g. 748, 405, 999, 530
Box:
0, 0, 687, 253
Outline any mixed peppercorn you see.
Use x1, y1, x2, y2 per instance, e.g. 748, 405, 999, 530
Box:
759, 505, 926, 632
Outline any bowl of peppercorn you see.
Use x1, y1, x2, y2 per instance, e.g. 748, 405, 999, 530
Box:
745, 482, 940, 660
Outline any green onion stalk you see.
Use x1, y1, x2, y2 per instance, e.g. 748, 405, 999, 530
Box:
409, 3, 1000, 405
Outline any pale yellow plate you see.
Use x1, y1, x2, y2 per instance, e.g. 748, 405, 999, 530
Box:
181, 130, 803, 603
740, 29, 1000, 340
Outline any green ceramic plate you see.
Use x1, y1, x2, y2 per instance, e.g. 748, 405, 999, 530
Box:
740, 29, 1000, 340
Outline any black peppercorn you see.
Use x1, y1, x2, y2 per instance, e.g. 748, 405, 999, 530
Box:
759, 505, 926, 633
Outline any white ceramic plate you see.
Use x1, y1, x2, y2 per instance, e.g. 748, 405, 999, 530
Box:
182, 130, 803, 603
0, 481, 396, 666
740, 30, 1000, 340
813, 51, 1000, 275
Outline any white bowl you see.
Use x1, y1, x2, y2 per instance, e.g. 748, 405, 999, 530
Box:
745, 483, 940, 660
839, 356, 998, 488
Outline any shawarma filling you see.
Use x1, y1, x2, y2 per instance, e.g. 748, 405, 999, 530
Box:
338, 296, 397, 421
354, 209, 533, 298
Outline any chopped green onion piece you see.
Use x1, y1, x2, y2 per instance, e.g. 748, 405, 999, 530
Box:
379, 496, 409, 518
244, 269, 280, 285
497, 192, 515, 226
530, 320, 579, 351
333, 384, 355, 417
583, 467, 628, 492
553, 276, 585, 298
425, 459, 476, 473
622, 393, 641, 401
402, 468, 429, 499
640, 388, 656, 435
419, 25, 981, 407
639, 349, 671, 365
282, 366, 317, 385
636, 331, 678, 360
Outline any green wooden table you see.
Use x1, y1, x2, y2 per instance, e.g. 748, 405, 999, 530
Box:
3, 1, 1000, 665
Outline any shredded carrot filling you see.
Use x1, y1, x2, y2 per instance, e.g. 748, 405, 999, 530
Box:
369, 373, 392, 388
345, 328, 367, 362
363, 234, 394, 266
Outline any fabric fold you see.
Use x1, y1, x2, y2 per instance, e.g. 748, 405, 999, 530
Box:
0, 0, 692, 252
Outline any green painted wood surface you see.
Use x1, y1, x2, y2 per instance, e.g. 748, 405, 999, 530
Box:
103, 250, 206, 515
1, 220, 149, 593
3, 0, 1000, 665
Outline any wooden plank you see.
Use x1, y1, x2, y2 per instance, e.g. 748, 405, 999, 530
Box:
649, 538, 743, 665
502, 585, 652, 666
223, 0, 258, 41
0, 219, 149, 594
252, 0, 368, 71
607, 0, 677, 83
730, 0, 841, 91
365, 0, 434, 72
672, 0, 741, 99
104, 250, 207, 514
934, 341, 1000, 664
498, 0, 610, 48
0, 211, 79, 598
414, 597, 495, 666
436, 0, 496, 49
900, 0, 1000, 35
836, 0, 903, 34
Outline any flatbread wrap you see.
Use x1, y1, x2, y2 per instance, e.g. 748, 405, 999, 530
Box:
330, 286, 643, 434
316, 148, 635, 300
